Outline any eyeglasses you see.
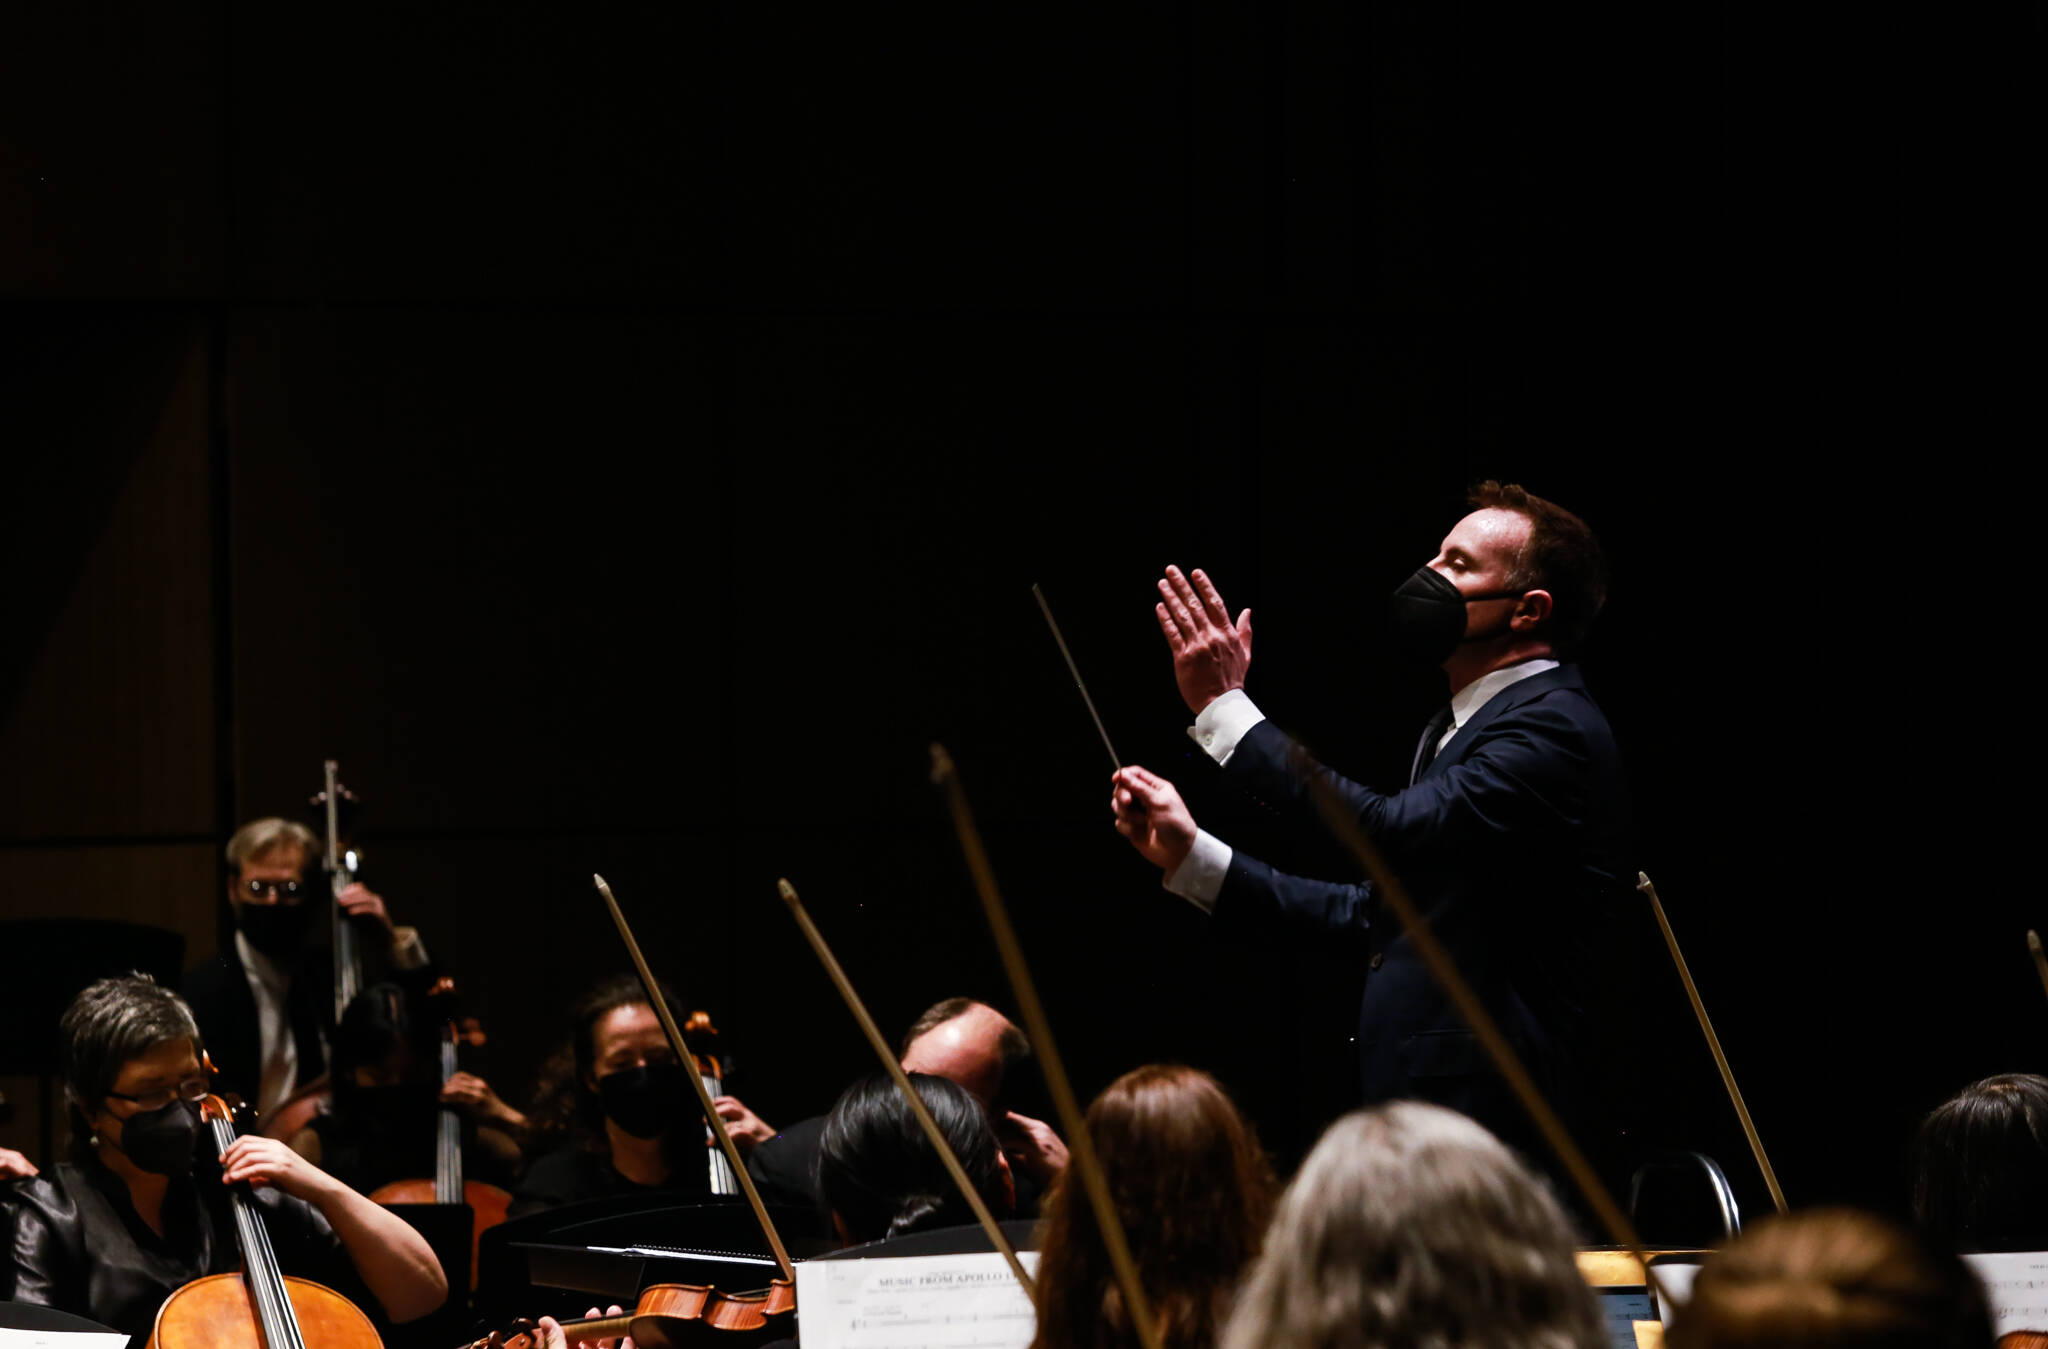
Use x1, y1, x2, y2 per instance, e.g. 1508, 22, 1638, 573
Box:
242, 879, 305, 902
105, 1076, 209, 1112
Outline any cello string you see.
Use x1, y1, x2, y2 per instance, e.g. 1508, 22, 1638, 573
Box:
1639, 872, 1788, 1214
929, 746, 1161, 1349
775, 877, 1037, 1296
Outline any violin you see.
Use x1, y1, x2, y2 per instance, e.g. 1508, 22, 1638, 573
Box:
464, 1280, 796, 1348
149, 1073, 382, 1349
684, 1011, 741, 1198
367, 978, 513, 1289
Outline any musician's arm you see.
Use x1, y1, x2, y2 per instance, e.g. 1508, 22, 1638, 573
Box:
4, 1178, 79, 1308
221, 1136, 447, 1322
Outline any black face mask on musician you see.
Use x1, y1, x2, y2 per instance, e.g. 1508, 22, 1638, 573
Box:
106, 1098, 202, 1176
1387, 565, 1530, 666
596, 1063, 692, 1141
236, 900, 312, 962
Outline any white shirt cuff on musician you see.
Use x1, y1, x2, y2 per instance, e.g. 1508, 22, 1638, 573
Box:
1164, 829, 1233, 914
1186, 689, 1267, 768
391, 926, 430, 970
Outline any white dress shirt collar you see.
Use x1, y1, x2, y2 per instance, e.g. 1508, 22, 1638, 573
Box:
1439, 658, 1561, 752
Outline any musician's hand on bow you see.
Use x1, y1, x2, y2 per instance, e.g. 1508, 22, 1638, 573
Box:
336, 882, 395, 938
1156, 566, 1252, 715
710, 1096, 775, 1156
220, 1133, 334, 1203
0, 1146, 37, 1180
999, 1110, 1069, 1187
442, 1071, 528, 1133
1111, 767, 1197, 873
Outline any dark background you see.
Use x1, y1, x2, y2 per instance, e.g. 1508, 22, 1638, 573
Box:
1, 4, 2038, 1226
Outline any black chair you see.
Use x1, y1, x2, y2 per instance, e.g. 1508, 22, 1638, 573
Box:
1629, 1149, 1741, 1247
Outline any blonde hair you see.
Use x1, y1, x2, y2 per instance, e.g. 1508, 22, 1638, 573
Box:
1219, 1101, 1603, 1349
225, 817, 319, 871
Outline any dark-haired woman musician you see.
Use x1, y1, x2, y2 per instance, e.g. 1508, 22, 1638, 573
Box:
512, 975, 773, 1217
4, 974, 446, 1345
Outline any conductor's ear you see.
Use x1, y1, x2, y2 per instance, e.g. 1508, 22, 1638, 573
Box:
1516, 589, 1554, 629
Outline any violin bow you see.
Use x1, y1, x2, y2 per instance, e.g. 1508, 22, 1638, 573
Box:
593, 874, 796, 1283
930, 745, 1163, 1349
1638, 871, 1788, 1214
775, 877, 1036, 1295
1300, 772, 1667, 1285
2030, 931, 2048, 1005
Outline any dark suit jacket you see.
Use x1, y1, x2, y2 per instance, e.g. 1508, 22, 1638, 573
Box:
181, 947, 332, 1109
1216, 663, 1631, 1146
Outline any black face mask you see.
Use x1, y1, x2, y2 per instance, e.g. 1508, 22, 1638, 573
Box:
237, 901, 312, 962
1388, 566, 1529, 666
596, 1063, 692, 1141
108, 1099, 202, 1176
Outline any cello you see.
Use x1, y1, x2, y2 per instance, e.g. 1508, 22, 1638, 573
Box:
259, 761, 366, 1143
367, 979, 513, 1290
149, 1070, 382, 1348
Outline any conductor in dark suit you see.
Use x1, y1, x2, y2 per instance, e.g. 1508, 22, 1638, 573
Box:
1110, 482, 1631, 1152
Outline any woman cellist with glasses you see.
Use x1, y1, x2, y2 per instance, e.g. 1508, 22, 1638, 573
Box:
4, 974, 446, 1345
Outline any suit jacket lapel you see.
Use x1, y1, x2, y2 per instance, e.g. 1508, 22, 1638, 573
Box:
1421, 664, 1584, 780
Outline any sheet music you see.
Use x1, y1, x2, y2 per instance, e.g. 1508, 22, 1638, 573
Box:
1963, 1250, 2048, 1336
0, 1330, 130, 1348
795, 1250, 1041, 1349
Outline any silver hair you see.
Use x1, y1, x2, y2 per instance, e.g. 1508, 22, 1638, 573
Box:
224, 817, 319, 870
1219, 1101, 1605, 1349
59, 973, 206, 1115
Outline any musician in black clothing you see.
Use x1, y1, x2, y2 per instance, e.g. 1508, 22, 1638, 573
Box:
181, 817, 435, 1117
287, 983, 525, 1195
748, 997, 1067, 1217
2, 975, 445, 1345
510, 975, 774, 1217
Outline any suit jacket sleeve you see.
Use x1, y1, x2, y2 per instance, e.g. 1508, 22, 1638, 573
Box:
1216, 700, 1595, 932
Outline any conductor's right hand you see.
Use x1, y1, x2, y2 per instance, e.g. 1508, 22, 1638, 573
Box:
1111, 767, 1196, 874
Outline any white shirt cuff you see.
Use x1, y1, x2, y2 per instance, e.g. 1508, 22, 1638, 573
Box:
1163, 829, 1232, 914
1186, 689, 1266, 767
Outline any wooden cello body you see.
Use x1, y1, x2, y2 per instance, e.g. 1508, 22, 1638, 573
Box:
148, 1272, 378, 1349
153, 1083, 383, 1349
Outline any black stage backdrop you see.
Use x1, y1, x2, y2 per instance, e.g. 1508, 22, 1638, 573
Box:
1, 5, 2037, 1224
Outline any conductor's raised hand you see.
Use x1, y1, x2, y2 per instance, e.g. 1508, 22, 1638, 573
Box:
1111, 767, 1197, 874
1155, 566, 1252, 715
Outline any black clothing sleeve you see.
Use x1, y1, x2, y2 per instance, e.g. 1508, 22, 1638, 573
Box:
6, 1160, 370, 1348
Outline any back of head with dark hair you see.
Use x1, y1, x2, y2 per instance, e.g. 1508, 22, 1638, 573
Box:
332, 983, 412, 1079
1467, 480, 1608, 658
1670, 1208, 1992, 1349
1913, 1073, 2048, 1253
818, 1072, 1010, 1246
1031, 1064, 1275, 1349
